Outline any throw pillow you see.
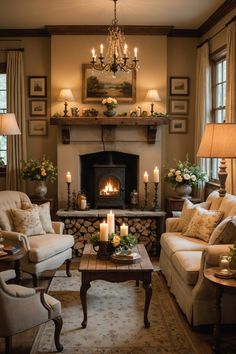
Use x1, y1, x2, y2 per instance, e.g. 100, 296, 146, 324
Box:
38, 202, 55, 234
11, 207, 45, 236
208, 216, 236, 245
183, 207, 223, 242
0, 210, 13, 231
177, 199, 211, 233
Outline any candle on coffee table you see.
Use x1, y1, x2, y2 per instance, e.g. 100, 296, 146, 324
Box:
120, 223, 128, 236
100, 220, 108, 241
107, 210, 115, 235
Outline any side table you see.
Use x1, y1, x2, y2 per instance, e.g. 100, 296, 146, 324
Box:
204, 267, 236, 354
0, 248, 27, 284
165, 197, 202, 216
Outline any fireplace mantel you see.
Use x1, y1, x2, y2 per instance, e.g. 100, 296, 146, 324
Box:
50, 116, 169, 144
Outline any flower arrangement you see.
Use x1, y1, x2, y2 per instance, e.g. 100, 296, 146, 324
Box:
22, 156, 57, 183
90, 232, 137, 255
164, 158, 208, 187
102, 97, 118, 109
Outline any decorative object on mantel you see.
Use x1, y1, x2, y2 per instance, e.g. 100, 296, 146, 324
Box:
58, 88, 74, 117
71, 107, 79, 117
102, 97, 117, 117
164, 157, 208, 199
197, 123, 236, 197
146, 89, 161, 116
22, 156, 57, 198
65, 171, 72, 210
130, 189, 139, 209
90, 0, 139, 77
82, 108, 99, 117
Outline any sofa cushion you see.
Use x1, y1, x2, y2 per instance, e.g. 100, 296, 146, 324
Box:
177, 199, 210, 232
160, 232, 206, 259
208, 216, 236, 245
10, 208, 45, 237
28, 234, 74, 262
183, 207, 223, 242
171, 251, 202, 286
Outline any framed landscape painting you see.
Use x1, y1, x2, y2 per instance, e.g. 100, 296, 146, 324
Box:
28, 120, 48, 136
82, 64, 136, 103
170, 77, 189, 96
169, 99, 189, 115
169, 118, 188, 134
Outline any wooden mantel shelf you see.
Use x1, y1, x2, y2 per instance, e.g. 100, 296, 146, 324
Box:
50, 116, 169, 144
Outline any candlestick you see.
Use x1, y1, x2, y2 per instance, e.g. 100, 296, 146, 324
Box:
153, 182, 160, 211
120, 223, 128, 236
100, 220, 108, 241
153, 166, 159, 183
143, 182, 148, 211
143, 171, 149, 183
107, 210, 115, 235
65, 171, 71, 183
66, 182, 72, 211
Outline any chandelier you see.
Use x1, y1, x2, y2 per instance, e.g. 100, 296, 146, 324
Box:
90, 0, 139, 77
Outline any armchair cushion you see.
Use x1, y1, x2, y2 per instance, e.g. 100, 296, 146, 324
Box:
10, 207, 45, 236
208, 216, 236, 245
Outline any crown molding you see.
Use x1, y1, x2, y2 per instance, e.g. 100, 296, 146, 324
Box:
168, 29, 200, 37
0, 28, 49, 37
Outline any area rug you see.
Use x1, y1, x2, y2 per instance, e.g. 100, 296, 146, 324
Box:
31, 270, 199, 354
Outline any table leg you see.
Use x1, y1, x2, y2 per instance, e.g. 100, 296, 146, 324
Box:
15, 259, 22, 284
213, 286, 223, 354
80, 281, 91, 328
143, 281, 152, 328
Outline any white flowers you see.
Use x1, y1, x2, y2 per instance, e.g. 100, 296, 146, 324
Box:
176, 175, 183, 182
102, 97, 117, 106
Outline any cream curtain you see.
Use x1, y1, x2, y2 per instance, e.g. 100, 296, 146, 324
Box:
226, 20, 236, 195
194, 42, 212, 198
6, 51, 27, 191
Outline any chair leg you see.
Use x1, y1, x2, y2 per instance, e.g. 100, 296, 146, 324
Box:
5, 336, 12, 354
32, 274, 39, 287
66, 259, 72, 277
53, 316, 63, 352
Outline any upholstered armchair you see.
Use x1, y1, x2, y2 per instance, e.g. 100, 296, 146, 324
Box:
0, 190, 74, 286
0, 270, 63, 354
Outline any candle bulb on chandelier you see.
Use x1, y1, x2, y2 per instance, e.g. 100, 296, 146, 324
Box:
91, 48, 96, 60
124, 44, 127, 57
100, 44, 104, 56
134, 47, 138, 59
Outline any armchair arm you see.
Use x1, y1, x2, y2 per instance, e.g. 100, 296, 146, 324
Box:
52, 221, 64, 234
203, 244, 232, 268
0, 270, 16, 282
166, 217, 181, 232
1, 230, 30, 250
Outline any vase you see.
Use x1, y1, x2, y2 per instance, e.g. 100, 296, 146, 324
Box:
34, 180, 47, 199
103, 107, 116, 117
174, 184, 192, 199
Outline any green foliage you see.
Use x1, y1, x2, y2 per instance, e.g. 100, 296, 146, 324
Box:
90, 232, 137, 251
22, 156, 57, 183
229, 242, 236, 263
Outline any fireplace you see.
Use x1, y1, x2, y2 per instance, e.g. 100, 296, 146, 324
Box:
80, 151, 138, 208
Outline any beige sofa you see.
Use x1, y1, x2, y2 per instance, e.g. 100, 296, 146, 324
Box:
160, 190, 236, 326
0, 191, 74, 286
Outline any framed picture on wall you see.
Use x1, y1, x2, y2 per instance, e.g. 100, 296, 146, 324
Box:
29, 100, 47, 116
169, 99, 189, 115
169, 117, 188, 134
170, 77, 189, 96
28, 76, 47, 97
82, 63, 136, 103
28, 119, 48, 136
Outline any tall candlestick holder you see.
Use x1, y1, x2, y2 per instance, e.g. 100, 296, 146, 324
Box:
143, 182, 148, 211
153, 182, 160, 211
66, 182, 72, 211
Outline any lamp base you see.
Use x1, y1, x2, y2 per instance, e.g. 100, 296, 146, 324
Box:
63, 102, 69, 117
218, 158, 227, 197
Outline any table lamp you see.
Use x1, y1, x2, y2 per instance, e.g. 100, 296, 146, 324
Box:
58, 89, 74, 117
146, 89, 161, 115
197, 122, 236, 197
0, 113, 21, 135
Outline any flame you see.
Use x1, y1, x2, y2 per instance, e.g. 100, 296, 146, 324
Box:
100, 179, 119, 196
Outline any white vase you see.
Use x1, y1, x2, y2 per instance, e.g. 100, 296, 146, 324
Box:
175, 184, 192, 199
34, 180, 47, 198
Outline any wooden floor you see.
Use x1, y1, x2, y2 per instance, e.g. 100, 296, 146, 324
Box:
0, 258, 235, 354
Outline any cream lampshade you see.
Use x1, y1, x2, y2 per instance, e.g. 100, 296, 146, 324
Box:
197, 123, 236, 197
0, 113, 21, 135
58, 89, 74, 117
146, 89, 161, 115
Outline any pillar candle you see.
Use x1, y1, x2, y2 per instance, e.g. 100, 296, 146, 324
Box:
100, 220, 108, 241
120, 223, 128, 236
66, 171, 71, 183
153, 166, 159, 183
143, 171, 149, 183
107, 210, 115, 235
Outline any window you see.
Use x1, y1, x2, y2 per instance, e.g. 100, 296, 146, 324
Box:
210, 50, 226, 180
0, 65, 7, 167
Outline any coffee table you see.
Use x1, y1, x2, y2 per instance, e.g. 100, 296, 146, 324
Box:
79, 243, 153, 328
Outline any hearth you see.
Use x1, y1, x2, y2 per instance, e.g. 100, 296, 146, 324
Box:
80, 151, 138, 208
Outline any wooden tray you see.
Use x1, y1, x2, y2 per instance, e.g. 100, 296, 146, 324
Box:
110, 253, 142, 264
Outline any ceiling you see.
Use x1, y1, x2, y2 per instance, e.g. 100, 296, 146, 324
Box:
0, 0, 227, 30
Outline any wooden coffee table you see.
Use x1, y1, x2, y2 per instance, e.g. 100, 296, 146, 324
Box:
0, 247, 27, 284
79, 243, 153, 328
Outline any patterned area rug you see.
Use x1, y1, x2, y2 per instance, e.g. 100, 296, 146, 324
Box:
31, 270, 199, 354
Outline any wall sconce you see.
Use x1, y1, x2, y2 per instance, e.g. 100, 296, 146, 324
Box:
197, 122, 236, 197
58, 89, 74, 117
146, 89, 161, 116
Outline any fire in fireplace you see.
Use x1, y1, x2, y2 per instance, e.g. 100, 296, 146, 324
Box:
99, 177, 120, 196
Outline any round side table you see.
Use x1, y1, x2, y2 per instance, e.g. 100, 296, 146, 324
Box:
0, 248, 27, 284
204, 267, 236, 354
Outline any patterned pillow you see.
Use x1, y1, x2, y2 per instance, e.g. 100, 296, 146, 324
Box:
11, 208, 45, 236
0, 210, 13, 231
208, 216, 236, 245
38, 202, 55, 234
177, 199, 211, 233
183, 207, 223, 242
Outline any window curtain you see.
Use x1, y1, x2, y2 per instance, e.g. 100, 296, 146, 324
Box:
226, 20, 236, 195
6, 51, 27, 191
194, 42, 212, 198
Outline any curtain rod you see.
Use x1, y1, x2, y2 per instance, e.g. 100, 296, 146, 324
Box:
0, 48, 24, 52
197, 16, 236, 49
